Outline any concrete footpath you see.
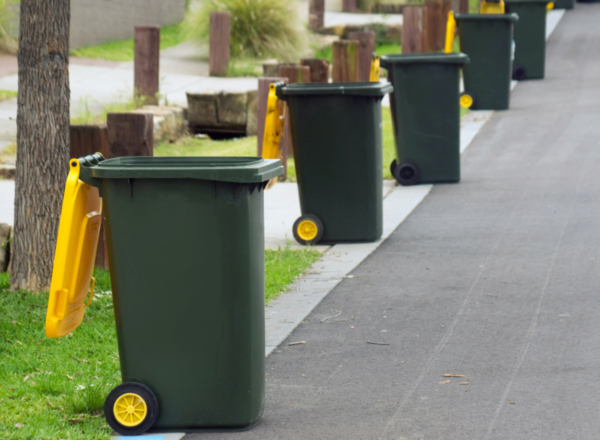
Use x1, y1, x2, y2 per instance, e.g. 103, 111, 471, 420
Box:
183, 5, 600, 439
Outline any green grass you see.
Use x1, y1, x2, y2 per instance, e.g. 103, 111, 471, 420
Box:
382, 106, 396, 179
70, 23, 186, 62
70, 96, 152, 126
0, 246, 321, 439
226, 60, 263, 78
0, 271, 119, 439
155, 136, 297, 181
0, 90, 17, 102
265, 246, 321, 304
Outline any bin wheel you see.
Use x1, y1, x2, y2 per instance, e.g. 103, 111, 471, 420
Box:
460, 92, 475, 109
513, 64, 527, 80
105, 382, 159, 436
393, 162, 420, 186
390, 159, 398, 177
293, 214, 324, 245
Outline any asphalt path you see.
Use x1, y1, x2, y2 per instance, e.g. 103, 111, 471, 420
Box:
185, 5, 600, 439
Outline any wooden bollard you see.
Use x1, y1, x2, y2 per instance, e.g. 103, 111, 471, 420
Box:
209, 12, 230, 77
455, 0, 469, 13
309, 0, 325, 31
134, 26, 160, 105
332, 40, 359, 82
343, 0, 357, 12
402, 6, 424, 54
301, 58, 330, 83
257, 77, 288, 178
70, 125, 110, 269
107, 113, 154, 158
279, 65, 309, 158
423, 0, 449, 53
279, 65, 311, 85
348, 31, 376, 82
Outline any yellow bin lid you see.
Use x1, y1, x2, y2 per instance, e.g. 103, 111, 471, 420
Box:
45, 158, 102, 338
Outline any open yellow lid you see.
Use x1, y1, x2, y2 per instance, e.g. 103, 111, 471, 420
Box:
45, 158, 103, 338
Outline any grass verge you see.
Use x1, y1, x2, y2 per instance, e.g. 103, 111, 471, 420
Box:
70, 23, 186, 62
0, 90, 17, 102
0, 246, 321, 439
70, 96, 153, 126
155, 136, 297, 181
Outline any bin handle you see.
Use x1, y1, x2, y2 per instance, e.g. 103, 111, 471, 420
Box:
480, 0, 505, 14
85, 277, 96, 307
53, 288, 69, 320
77, 153, 106, 190
262, 82, 286, 189
370, 54, 381, 82
444, 11, 456, 54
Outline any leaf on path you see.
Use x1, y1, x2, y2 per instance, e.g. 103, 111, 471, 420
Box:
460, 382, 469, 385
367, 341, 390, 346
443, 374, 465, 377
439, 380, 450, 384
288, 341, 306, 346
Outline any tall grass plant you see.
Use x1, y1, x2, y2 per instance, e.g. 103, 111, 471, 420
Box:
182, 0, 308, 62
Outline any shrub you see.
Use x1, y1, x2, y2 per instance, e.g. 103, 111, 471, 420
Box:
0, 0, 18, 54
183, 0, 308, 62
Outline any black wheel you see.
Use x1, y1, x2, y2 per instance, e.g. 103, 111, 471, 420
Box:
460, 92, 475, 109
393, 162, 420, 186
293, 214, 324, 246
104, 382, 159, 436
512, 64, 527, 80
390, 159, 398, 177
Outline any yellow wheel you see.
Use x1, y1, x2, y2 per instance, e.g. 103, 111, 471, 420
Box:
293, 215, 324, 245
547, 2, 554, 9
460, 92, 474, 109
297, 220, 318, 242
114, 393, 148, 427
105, 382, 158, 436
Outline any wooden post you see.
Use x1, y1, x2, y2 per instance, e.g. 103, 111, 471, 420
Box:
106, 113, 154, 158
263, 63, 280, 77
402, 6, 423, 54
279, 65, 311, 85
423, 0, 448, 53
309, 0, 325, 31
134, 26, 160, 105
70, 125, 110, 269
453, 0, 469, 13
348, 31, 376, 82
343, 0, 357, 12
278, 65, 310, 159
209, 12, 230, 77
332, 40, 359, 82
257, 77, 288, 177
301, 59, 330, 83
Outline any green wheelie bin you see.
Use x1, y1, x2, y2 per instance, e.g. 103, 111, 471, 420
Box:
455, 13, 519, 110
45, 154, 283, 436
381, 53, 470, 186
505, 0, 551, 79
275, 82, 393, 245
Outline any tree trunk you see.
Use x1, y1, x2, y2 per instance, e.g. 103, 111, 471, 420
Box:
12, 0, 70, 292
